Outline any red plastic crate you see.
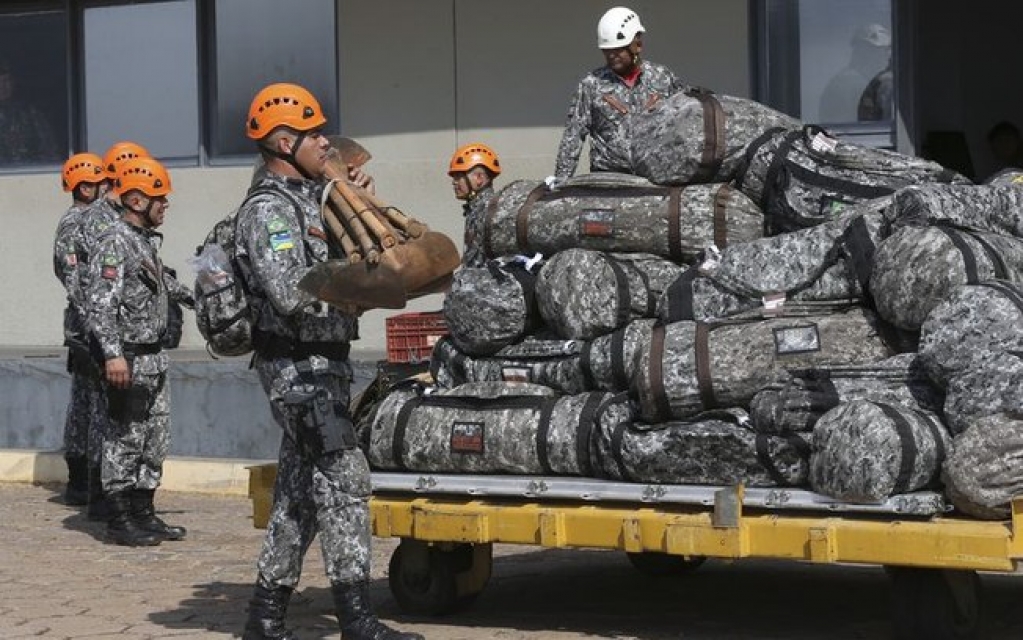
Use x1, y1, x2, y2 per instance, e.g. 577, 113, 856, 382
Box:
385, 311, 449, 363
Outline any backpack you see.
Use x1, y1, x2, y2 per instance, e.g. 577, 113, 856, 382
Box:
192, 187, 300, 357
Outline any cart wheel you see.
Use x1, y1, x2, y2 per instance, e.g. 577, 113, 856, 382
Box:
625, 552, 706, 576
887, 567, 983, 640
388, 540, 489, 616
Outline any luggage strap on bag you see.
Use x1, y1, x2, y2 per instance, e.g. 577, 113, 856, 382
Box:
688, 88, 727, 184
694, 322, 717, 411
874, 402, 919, 495
514, 184, 551, 253
647, 324, 673, 422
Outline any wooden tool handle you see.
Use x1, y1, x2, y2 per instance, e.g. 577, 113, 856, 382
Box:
360, 189, 427, 239
322, 200, 362, 263
328, 188, 379, 263
331, 180, 397, 249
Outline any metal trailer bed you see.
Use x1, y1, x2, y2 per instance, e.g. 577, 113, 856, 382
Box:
248, 466, 1023, 639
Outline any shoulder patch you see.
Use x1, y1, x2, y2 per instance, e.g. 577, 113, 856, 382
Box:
266, 217, 295, 251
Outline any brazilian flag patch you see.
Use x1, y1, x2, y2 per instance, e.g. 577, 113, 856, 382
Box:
267, 217, 294, 252
100, 254, 120, 280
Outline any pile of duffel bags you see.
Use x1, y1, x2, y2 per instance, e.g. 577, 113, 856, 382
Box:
357, 87, 1023, 520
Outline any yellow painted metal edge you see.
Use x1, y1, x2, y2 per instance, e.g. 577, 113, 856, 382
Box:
369, 497, 1020, 573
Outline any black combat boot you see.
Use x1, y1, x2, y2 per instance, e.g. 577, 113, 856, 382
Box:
131, 488, 187, 541
86, 466, 112, 521
106, 490, 162, 547
242, 577, 298, 640
332, 582, 424, 640
64, 455, 89, 505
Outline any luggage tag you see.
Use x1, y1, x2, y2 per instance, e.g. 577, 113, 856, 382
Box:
810, 130, 838, 154
772, 324, 821, 356
450, 421, 485, 455
579, 209, 615, 238
698, 245, 722, 275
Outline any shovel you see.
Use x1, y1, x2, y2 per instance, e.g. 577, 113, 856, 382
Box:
305, 137, 460, 311
298, 259, 408, 310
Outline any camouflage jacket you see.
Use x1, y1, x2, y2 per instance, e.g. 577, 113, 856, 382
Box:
53, 203, 91, 339
462, 185, 495, 268
554, 60, 687, 179
235, 173, 358, 345
85, 219, 170, 362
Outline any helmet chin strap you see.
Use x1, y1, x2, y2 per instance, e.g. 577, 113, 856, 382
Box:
260, 131, 312, 179
74, 184, 99, 205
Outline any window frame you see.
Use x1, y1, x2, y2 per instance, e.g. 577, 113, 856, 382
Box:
0, 0, 340, 174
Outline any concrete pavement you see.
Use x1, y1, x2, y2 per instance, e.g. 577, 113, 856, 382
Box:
3, 464, 1023, 639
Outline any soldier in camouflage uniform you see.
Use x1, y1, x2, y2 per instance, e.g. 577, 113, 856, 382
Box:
85, 156, 191, 547
553, 7, 687, 179
71, 141, 154, 521
237, 83, 422, 640
448, 142, 501, 268
53, 152, 112, 505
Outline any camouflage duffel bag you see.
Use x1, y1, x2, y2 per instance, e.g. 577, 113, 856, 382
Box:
482, 175, 763, 263
917, 280, 1023, 386
749, 353, 944, 435
442, 258, 542, 356
628, 88, 801, 186
430, 334, 591, 394
592, 411, 810, 487
809, 400, 951, 503
734, 125, 968, 234
870, 226, 1023, 330
943, 350, 1023, 436
582, 318, 656, 393
943, 412, 1023, 520
884, 182, 1023, 238
536, 249, 682, 340
984, 168, 1023, 187
364, 381, 634, 476
633, 306, 894, 423
657, 210, 884, 322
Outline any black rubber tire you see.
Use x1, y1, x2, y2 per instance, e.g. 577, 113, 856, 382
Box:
888, 567, 983, 640
625, 552, 707, 576
388, 543, 478, 616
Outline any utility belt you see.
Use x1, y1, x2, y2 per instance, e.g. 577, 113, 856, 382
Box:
123, 342, 163, 357
252, 329, 350, 362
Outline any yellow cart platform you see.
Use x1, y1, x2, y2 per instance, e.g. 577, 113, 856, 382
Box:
249, 465, 1023, 640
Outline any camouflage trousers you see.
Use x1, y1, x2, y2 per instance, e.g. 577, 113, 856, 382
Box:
254, 354, 371, 588
63, 364, 108, 465
101, 366, 170, 495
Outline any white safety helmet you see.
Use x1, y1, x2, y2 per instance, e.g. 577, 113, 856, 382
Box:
597, 6, 645, 49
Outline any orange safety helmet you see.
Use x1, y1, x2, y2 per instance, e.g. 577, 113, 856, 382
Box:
448, 143, 501, 177
103, 141, 150, 178
115, 157, 172, 198
246, 82, 327, 140
61, 153, 108, 192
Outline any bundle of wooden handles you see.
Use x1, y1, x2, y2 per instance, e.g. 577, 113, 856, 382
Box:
321, 161, 427, 264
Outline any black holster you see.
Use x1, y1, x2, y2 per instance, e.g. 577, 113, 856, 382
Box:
282, 387, 358, 458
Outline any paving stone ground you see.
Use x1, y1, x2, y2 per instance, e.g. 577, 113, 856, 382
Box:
1, 482, 1022, 640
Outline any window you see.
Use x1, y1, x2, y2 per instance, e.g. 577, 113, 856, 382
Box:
754, 0, 895, 147
84, 0, 199, 162
0, 0, 338, 172
0, 6, 69, 169
208, 0, 338, 159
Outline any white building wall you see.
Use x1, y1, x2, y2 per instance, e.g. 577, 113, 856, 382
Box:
0, 0, 750, 355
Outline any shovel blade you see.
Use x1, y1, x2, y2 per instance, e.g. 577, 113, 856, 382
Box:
326, 136, 372, 169
299, 260, 407, 310
379, 231, 462, 297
